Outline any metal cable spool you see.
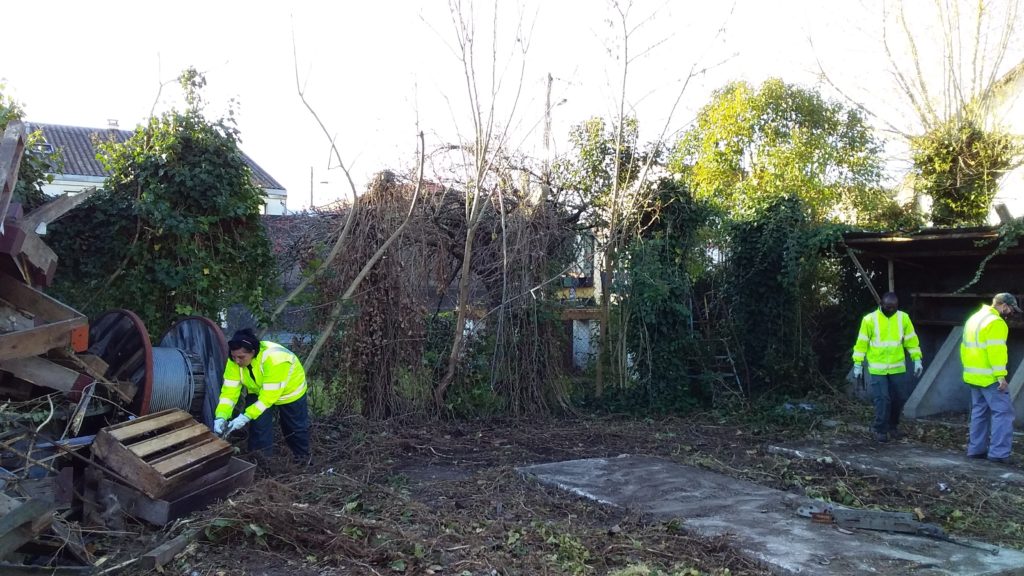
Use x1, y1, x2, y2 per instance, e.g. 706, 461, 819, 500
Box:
149, 347, 198, 414
89, 311, 223, 424
159, 316, 227, 427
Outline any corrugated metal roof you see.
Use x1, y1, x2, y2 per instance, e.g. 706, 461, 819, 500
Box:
26, 122, 286, 191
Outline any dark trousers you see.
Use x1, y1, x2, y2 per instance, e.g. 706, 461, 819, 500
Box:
246, 393, 311, 459
869, 372, 914, 434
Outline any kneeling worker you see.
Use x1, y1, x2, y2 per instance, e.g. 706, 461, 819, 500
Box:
213, 328, 311, 464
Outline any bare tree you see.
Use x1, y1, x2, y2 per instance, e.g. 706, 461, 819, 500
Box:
883, 0, 1022, 129
283, 33, 427, 373
433, 0, 530, 408
593, 0, 734, 396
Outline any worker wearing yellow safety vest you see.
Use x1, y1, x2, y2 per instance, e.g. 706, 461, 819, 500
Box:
962, 293, 1021, 463
213, 328, 311, 464
852, 292, 924, 443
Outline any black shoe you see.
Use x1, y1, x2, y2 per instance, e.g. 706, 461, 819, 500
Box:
875, 432, 889, 443
967, 453, 987, 459
988, 456, 1010, 464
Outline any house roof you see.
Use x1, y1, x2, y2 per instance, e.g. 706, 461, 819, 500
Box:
26, 122, 286, 191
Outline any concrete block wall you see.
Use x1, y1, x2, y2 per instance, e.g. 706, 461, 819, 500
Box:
903, 326, 1024, 425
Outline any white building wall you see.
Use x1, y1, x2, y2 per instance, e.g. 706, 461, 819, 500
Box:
41, 177, 288, 215
987, 67, 1024, 221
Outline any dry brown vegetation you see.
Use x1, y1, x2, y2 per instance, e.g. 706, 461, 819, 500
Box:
98, 400, 1024, 576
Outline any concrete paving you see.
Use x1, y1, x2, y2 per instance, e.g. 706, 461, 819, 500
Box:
767, 439, 1024, 487
519, 455, 1024, 575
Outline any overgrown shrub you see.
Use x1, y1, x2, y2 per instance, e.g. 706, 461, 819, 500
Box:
721, 195, 846, 397
912, 116, 1022, 226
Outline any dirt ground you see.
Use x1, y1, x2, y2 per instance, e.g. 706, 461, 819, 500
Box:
98, 400, 1024, 576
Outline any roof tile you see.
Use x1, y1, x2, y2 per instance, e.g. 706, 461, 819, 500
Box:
26, 122, 285, 191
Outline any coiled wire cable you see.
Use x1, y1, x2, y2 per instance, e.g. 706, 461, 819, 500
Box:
149, 347, 196, 413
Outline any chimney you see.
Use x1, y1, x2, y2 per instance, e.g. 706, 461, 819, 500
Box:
107, 119, 119, 129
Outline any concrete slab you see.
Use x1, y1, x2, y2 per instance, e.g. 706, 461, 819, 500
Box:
767, 440, 1024, 487
519, 455, 1024, 575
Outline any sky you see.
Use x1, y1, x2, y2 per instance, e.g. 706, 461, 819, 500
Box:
2, 0, 1021, 212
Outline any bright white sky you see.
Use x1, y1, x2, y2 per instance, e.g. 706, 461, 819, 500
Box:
2, 0, 1020, 211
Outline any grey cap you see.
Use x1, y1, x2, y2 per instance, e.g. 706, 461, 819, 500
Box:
994, 293, 1022, 313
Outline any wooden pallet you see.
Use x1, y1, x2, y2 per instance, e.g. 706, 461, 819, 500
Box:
0, 274, 87, 363
95, 457, 255, 526
92, 409, 232, 499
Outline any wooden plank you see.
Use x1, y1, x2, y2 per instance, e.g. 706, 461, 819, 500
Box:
0, 317, 87, 363
99, 458, 254, 526
0, 121, 27, 225
0, 493, 20, 516
129, 423, 208, 458
0, 274, 83, 323
69, 353, 108, 376
0, 356, 86, 392
151, 438, 230, 476
561, 307, 602, 321
0, 498, 53, 560
105, 411, 192, 441
19, 188, 99, 231
0, 300, 33, 333
92, 431, 166, 497
140, 532, 192, 569
0, 563, 93, 575
0, 222, 58, 286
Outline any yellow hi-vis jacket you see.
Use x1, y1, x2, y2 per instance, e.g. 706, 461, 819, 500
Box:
961, 305, 1009, 387
852, 309, 922, 375
216, 341, 307, 420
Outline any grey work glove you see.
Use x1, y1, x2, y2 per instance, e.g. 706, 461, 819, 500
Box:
227, 413, 251, 434
213, 418, 227, 436
913, 360, 923, 378
853, 364, 863, 379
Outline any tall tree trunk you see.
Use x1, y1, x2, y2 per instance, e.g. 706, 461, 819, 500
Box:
435, 218, 480, 408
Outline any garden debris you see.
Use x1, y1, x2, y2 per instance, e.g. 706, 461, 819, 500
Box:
140, 531, 193, 570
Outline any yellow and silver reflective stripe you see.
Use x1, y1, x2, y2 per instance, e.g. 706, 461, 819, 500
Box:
251, 400, 269, 414
868, 361, 906, 370
857, 334, 869, 342
871, 341, 902, 348
971, 313, 1000, 343
222, 378, 241, 388
852, 352, 866, 360
871, 312, 903, 347
965, 366, 996, 375
963, 339, 1006, 349
278, 381, 307, 403
906, 347, 922, 356
262, 382, 284, 390
218, 397, 236, 408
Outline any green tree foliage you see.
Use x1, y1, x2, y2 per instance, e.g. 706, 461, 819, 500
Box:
47, 69, 275, 335
670, 78, 891, 224
911, 116, 1022, 226
554, 116, 645, 228
0, 85, 62, 211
